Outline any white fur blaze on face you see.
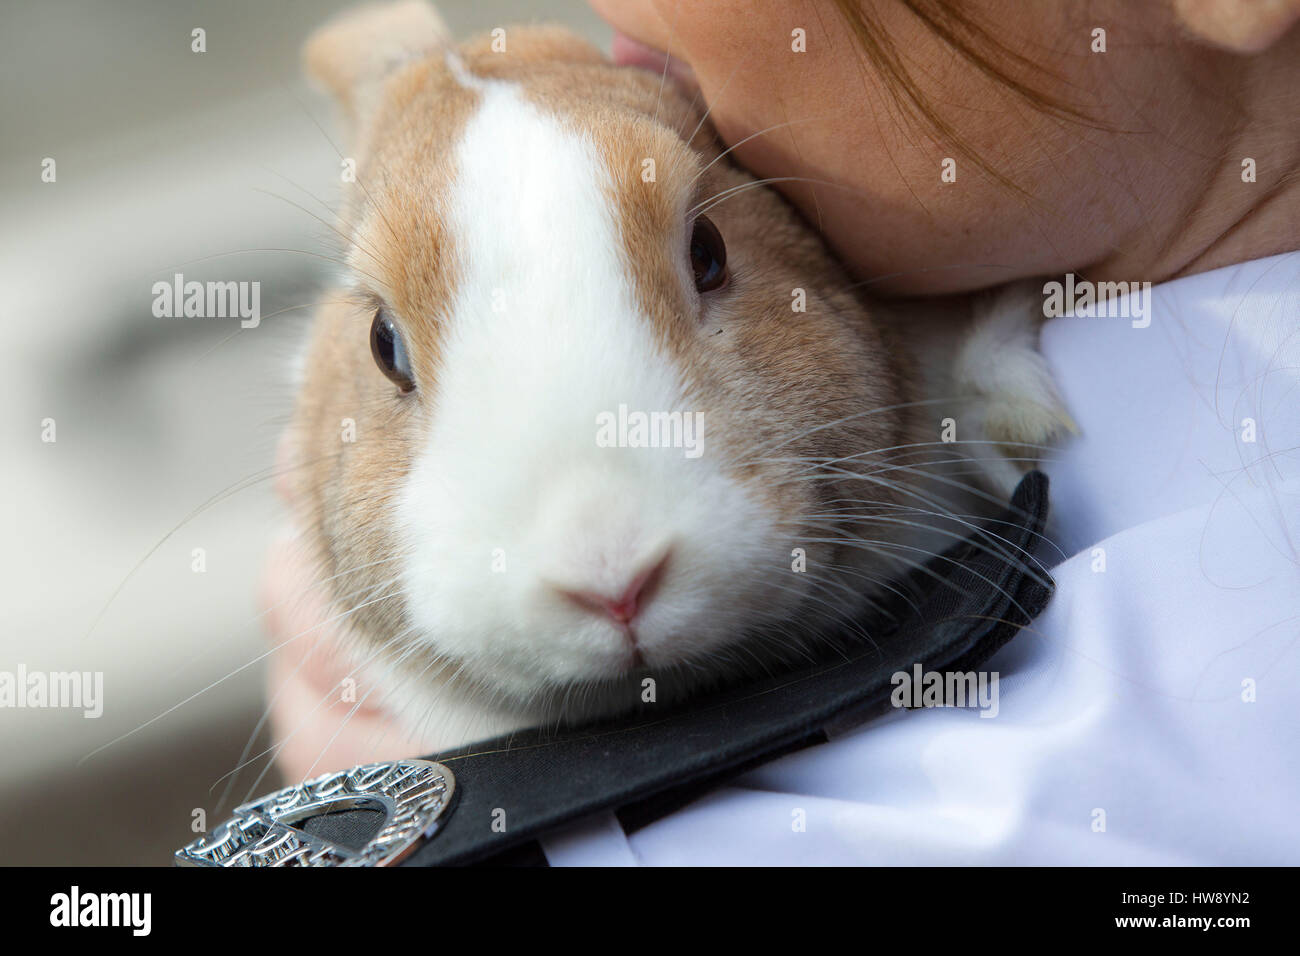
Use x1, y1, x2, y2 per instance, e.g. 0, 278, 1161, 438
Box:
395, 82, 795, 707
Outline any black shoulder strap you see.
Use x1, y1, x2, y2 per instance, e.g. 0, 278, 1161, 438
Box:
399, 471, 1053, 866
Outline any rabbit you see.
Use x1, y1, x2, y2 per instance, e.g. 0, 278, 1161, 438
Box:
280, 1, 1073, 751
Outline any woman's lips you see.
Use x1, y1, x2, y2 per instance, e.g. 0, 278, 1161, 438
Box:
610, 30, 698, 91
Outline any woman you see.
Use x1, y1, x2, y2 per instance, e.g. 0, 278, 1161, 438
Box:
261, 0, 1300, 864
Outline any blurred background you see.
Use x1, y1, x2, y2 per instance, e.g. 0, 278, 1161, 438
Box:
0, 0, 608, 865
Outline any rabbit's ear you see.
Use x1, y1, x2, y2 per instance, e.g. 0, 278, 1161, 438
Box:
303, 1, 451, 128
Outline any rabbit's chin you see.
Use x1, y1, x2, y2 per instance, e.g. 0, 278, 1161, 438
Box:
368, 608, 814, 750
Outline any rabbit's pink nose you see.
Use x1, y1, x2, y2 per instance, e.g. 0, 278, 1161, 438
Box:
556, 548, 672, 626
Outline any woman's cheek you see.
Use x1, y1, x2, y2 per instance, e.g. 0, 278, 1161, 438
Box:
591, 0, 1082, 294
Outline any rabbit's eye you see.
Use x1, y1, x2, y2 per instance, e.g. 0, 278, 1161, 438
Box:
689, 215, 728, 293
370, 308, 415, 393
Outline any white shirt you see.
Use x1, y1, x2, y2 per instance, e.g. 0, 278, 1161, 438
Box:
541, 252, 1300, 866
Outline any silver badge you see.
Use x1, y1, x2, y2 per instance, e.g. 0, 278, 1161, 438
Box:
175, 759, 456, 867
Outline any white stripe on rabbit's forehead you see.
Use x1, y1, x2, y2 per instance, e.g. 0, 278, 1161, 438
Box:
437, 75, 687, 406
448, 79, 628, 317
396, 74, 702, 568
